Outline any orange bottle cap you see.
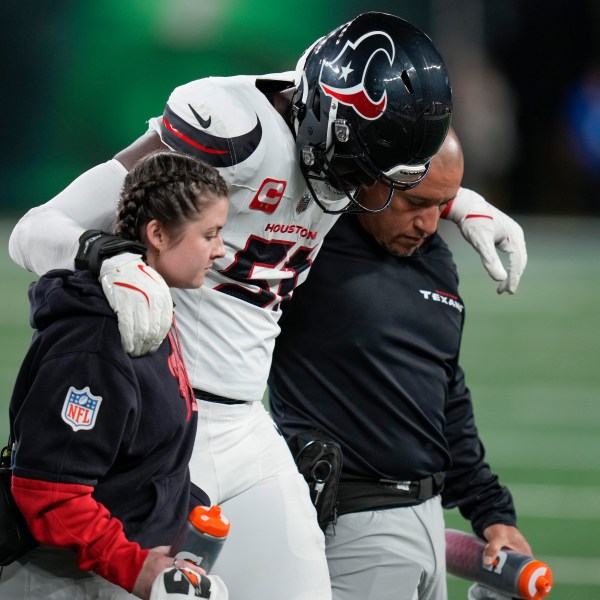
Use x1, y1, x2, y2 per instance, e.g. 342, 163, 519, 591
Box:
189, 505, 230, 538
518, 560, 553, 599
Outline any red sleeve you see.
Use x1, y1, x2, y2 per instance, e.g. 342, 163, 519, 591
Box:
12, 475, 150, 592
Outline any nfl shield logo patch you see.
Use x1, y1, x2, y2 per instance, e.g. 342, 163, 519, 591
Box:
61, 386, 103, 431
296, 193, 312, 214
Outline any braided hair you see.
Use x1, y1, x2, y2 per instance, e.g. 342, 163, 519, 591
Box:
115, 151, 228, 242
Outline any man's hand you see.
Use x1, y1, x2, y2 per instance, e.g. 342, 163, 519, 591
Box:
481, 523, 532, 567
442, 188, 527, 294
100, 252, 173, 356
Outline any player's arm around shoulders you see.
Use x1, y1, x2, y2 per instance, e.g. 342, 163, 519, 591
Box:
8, 130, 169, 276
114, 130, 170, 170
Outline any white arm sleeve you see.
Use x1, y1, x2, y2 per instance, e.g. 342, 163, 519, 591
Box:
8, 159, 128, 275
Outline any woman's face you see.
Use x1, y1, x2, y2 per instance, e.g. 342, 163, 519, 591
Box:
148, 195, 228, 289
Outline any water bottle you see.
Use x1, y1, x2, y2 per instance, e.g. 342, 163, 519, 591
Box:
171, 505, 230, 573
445, 529, 553, 600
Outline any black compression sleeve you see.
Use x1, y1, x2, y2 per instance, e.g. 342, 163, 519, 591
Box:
74, 230, 147, 277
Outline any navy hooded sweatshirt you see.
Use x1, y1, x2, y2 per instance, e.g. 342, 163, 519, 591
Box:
9, 269, 206, 591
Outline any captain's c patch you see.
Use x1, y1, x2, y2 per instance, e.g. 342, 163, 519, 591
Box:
61, 386, 103, 432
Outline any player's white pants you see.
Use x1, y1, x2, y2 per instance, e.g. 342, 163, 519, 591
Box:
325, 496, 446, 600
190, 398, 331, 600
0, 545, 136, 599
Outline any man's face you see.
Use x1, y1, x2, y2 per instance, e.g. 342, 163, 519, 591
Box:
357, 165, 460, 257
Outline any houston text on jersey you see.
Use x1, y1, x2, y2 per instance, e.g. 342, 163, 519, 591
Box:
264, 223, 318, 240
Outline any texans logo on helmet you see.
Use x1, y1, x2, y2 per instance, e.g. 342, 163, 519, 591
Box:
319, 31, 395, 121
161, 104, 262, 168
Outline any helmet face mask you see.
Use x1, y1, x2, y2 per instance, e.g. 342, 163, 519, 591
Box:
292, 12, 453, 214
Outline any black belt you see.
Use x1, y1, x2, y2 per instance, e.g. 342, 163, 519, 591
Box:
336, 472, 445, 516
193, 389, 248, 405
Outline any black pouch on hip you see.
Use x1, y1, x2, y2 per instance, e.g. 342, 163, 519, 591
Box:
287, 430, 343, 531
0, 438, 38, 566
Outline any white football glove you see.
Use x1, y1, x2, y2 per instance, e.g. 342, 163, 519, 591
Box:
443, 188, 527, 295
100, 252, 173, 357
467, 583, 515, 600
150, 566, 229, 600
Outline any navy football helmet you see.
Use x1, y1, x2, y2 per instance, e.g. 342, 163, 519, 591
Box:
292, 12, 453, 213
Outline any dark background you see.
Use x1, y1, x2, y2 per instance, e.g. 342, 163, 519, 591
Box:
2, 0, 599, 217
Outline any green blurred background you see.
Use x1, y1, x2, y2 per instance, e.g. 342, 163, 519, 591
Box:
2, 1, 600, 598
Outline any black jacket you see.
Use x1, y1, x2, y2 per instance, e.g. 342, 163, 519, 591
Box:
269, 216, 516, 536
10, 269, 206, 551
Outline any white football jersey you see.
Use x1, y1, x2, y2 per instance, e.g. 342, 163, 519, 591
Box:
148, 75, 348, 400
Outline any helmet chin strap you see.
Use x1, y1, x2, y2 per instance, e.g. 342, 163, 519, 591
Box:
298, 114, 431, 214
298, 106, 395, 214
300, 159, 394, 214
